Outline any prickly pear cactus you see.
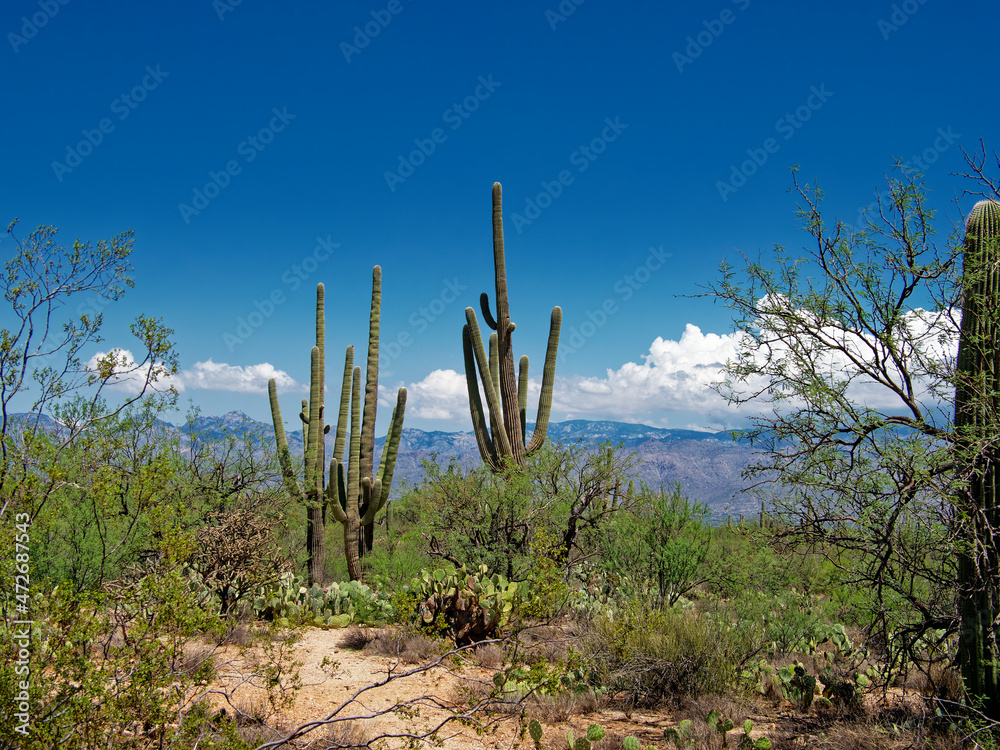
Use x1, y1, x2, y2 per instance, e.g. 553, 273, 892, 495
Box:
409, 564, 520, 643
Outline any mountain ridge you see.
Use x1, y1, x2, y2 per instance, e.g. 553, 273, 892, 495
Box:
13, 411, 761, 517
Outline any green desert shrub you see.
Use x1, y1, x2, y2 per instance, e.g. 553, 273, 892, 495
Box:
586, 602, 757, 709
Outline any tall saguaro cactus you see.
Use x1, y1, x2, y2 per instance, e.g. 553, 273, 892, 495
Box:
329, 266, 406, 580
268, 267, 406, 583
268, 283, 330, 585
955, 199, 1000, 717
463, 182, 561, 472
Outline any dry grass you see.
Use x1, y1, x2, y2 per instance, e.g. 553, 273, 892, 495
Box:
338, 625, 377, 651
523, 690, 602, 723
362, 628, 440, 663
316, 719, 372, 749
220, 622, 255, 647
229, 691, 274, 726
473, 642, 503, 669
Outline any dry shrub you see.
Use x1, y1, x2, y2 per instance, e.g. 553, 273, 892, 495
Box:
524, 690, 601, 723
517, 623, 576, 663
238, 725, 287, 746
363, 628, 439, 663
220, 622, 254, 647
229, 691, 273, 725
175, 641, 217, 677
322, 719, 372, 749
474, 642, 504, 669
792, 719, 964, 750
339, 625, 377, 651
586, 606, 743, 709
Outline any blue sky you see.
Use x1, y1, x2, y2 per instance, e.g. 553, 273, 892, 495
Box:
2, 0, 995, 434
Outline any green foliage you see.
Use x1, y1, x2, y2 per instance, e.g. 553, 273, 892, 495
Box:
707, 166, 965, 707
601, 483, 711, 608
588, 602, 759, 707
495, 658, 593, 700
406, 564, 520, 643
253, 572, 393, 628
0, 554, 286, 749
409, 441, 635, 582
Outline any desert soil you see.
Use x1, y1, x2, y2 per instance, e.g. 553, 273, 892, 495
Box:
204, 625, 926, 750
204, 625, 775, 750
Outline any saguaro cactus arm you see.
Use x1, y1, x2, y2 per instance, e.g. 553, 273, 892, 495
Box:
268, 379, 304, 503
376, 389, 407, 505
465, 309, 513, 459
526, 306, 562, 453
464, 324, 501, 472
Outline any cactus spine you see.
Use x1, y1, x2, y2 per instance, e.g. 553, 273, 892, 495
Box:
955, 199, 1000, 716
463, 182, 561, 472
269, 267, 406, 583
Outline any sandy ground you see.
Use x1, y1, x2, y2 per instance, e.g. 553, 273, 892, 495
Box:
205, 625, 686, 750
202, 625, 929, 750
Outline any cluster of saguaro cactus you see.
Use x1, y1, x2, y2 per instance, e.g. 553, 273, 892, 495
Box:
268, 267, 406, 584
954, 199, 1000, 716
463, 182, 561, 472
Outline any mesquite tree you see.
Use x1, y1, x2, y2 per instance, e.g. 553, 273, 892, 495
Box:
707, 165, 985, 703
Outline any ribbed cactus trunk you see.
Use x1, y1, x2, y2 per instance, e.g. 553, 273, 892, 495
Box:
955, 199, 1000, 718
268, 284, 329, 586
269, 270, 406, 584
463, 182, 562, 472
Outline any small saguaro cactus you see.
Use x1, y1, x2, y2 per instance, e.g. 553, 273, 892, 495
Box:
954, 199, 1000, 718
268, 268, 406, 584
463, 182, 561, 472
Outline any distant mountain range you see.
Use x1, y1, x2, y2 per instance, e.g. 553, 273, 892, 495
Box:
180, 413, 762, 517
14, 411, 764, 517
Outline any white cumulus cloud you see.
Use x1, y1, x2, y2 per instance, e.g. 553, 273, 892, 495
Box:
551, 324, 744, 424
176, 359, 302, 394
394, 368, 470, 421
